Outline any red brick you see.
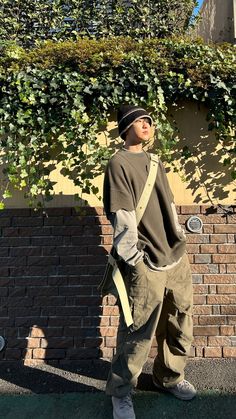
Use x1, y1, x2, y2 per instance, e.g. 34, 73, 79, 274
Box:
88, 245, 110, 255
193, 316, 199, 325
102, 236, 113, 245
41, 338, 73, 349
101, 348, 114, 358
59, 256, 78, 266
177, 215, 190, 224
15, 317, 48, 327
200, 244, 217, 254
102, 306, 119, 316
203, 274, 236, 284
24, 349, 33, 359
52, 226, 84, 236
107, 296, 117, 305
207, 295, 236, 304
191, 265, 215, 274
28, 286, 58, 296
201, 215, 226, 224
10, 247, 41, 256
227, 265, 236, 273
195, 254, 211, 264
181, 206, 200, 214
227, 315, 236, 324
26, 338, 41, 348
11, 266, 58, 276
221, 305, 236, 314
219, 264, 227, 273
212, 254, 236, 263
193, 326, 219, 336
110, 316, 119, 327
227, 234, 236, 242
44, 349, 65, 359
19, 227, 51, 237
204, 347, 222, 357
12, 217, 43, 227
0, 257, 27, 266
210, 234, 227, 243
94, 207, 104, 216
196, 347, 204, 357
209, 285, 216, 293
193, 284, 208, 294
0, 318, 15, 327
223, 347, 236, 358
97, 216, 110, 225
193, 306, 212, 315
220, 326, 234, 336
186, 235, 210, 244
32, 348, 46, 359
33, 296, 65, 307
187, 254, 194, 263
30, 328, 46, 338
214, 225, 236, 233
101, 225, 113, 235
217, 284, 236, 294
43, 216, 64, 226
203, 225, 214, 234
105, 337, 117, 347
218, 244, 236, 253
186, 244, 200, 253
100, 327, 117, 337
7, 297, 33, 307
208, 336, 231, 346
212, 306, 221, 315
99, 317, 110, 326
41, 208, 71, 216
193, 337, 207, 346
0, 218, 11, 227
193, 295, 206, 304
4, 349, 22, 360
32, 237, 63, 246
199, 316, 226, 325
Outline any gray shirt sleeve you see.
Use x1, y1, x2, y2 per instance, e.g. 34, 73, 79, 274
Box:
110, 209, 144, 266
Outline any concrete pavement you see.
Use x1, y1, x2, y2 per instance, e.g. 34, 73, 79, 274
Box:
0, 359, 235, 418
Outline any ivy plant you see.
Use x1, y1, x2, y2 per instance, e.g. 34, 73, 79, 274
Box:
0, 36, 235, 208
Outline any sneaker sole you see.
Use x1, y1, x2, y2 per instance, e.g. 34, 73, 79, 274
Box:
152, 378, 196, 401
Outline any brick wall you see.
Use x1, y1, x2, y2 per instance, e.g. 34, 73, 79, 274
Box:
0, 205, 235, 364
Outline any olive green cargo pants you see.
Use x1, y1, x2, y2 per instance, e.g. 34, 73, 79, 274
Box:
106, 253, 193, 398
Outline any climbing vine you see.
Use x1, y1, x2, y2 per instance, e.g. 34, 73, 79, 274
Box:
0, 36, 235, 208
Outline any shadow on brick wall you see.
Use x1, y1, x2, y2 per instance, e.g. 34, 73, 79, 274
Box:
0, 205, 114, 392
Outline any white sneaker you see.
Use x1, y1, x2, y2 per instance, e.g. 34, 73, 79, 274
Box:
112, 393, 136, 419
153, 377, 197, 400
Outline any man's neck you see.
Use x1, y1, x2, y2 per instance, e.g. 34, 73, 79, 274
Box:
123, 143, 143, 153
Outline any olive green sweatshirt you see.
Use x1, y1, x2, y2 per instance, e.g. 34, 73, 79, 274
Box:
103, 149, 186, 269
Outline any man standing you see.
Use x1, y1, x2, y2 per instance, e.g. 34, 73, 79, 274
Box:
102, 105, 196, 419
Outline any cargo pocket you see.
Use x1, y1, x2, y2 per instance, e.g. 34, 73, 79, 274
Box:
128, 261, 149, 332
167, 302, 193, 356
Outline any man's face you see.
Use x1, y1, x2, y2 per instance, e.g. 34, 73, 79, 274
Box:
125, 117, 151, 143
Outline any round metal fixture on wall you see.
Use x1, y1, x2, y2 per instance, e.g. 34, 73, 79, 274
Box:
186, 216, 203, 233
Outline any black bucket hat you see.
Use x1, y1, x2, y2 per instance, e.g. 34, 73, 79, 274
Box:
117, 105, 153, 140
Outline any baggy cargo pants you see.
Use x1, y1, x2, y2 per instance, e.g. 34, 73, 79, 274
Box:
106, 253, 193, 398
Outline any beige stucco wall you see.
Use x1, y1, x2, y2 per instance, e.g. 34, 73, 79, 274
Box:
194, 0, 235, 43
1, 100, 235, 208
